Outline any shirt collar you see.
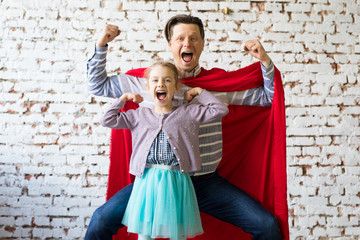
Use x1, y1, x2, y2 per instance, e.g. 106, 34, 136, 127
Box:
182, 64, 201, 79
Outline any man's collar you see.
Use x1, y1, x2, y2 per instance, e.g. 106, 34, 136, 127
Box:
182, 65, 201, 79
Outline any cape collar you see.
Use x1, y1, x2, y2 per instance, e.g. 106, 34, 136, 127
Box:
182, 64, 201, 79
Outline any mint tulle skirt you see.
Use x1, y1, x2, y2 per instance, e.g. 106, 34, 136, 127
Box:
122, 165, 203, 239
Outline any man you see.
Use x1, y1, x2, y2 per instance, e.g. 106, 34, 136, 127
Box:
86, 15, 282, 239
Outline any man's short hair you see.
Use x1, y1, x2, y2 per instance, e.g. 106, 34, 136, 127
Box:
164, 14, 205, 42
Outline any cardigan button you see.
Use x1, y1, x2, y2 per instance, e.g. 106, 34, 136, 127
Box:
173, 147, 176, 150
181, 169, 184, 173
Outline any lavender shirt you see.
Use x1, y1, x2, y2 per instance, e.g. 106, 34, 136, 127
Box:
100, 90, 229, 178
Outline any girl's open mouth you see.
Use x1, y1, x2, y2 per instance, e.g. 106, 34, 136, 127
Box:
156, 91, 167, 101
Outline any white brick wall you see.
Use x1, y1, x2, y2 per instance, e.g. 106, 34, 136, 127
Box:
0, 0, 359, 239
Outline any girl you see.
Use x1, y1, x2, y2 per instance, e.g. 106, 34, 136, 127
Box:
100, 61, 229, 240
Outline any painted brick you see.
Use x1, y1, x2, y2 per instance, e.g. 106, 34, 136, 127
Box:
188, 2, 218, 11
285, 3, 312, 12
229, 12, 257, 21
220, 2, 250, 11
122, 1, 155, 11
292, 13, 322, 22
264, 3, 283, 12
345, 227, 360, 236
1, 1, 360, 239
272, 23, 303, 32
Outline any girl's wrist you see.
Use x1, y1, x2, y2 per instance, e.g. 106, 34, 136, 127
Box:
120, 94, 128, 102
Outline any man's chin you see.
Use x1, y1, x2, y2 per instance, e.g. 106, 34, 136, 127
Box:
180, 62, 195, 71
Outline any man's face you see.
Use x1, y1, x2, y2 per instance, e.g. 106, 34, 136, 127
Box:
168, 23, 204, 73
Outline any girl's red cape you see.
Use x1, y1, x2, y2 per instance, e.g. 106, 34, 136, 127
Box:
106, 62, 289, 240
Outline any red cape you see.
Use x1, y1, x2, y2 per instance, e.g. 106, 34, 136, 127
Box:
107, 62, 289, 240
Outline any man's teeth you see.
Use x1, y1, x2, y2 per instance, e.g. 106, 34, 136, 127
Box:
182, 53, 193, 62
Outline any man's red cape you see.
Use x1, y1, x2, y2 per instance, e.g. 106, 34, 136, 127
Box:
106, 62, 289, 240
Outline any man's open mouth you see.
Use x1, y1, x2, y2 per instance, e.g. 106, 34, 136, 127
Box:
156, 91, 167, 101
182, 52, 193, 63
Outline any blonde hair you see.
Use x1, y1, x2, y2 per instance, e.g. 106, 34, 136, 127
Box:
144, 61, 179, 84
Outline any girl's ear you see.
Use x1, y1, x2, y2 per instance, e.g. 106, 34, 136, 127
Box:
176, 82, 181, 92
146, 82, 150, 91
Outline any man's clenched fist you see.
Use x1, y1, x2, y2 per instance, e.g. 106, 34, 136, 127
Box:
96, 24, 120, 47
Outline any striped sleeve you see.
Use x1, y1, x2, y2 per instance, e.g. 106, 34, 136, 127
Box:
87, 45, 125, 98
227, 60, 275, 106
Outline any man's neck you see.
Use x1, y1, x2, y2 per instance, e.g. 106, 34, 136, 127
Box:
178, 65, 201, 79
178, 69, 186, 79
178, 69, 192, 79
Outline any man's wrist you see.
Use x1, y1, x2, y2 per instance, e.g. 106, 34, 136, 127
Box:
96, 39, 108, 47
261, 59, 273, 71
260, 56, 271, 68
95, 44, 108, 51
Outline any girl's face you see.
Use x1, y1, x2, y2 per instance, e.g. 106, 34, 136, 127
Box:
146, 65, 179, 111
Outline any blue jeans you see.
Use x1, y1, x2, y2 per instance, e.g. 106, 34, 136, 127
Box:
85, 171, 281, 240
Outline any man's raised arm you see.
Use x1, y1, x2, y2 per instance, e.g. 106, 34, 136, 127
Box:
87, 24, 124, 98
225, 60, 275, 107
220, 40, 275, 107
